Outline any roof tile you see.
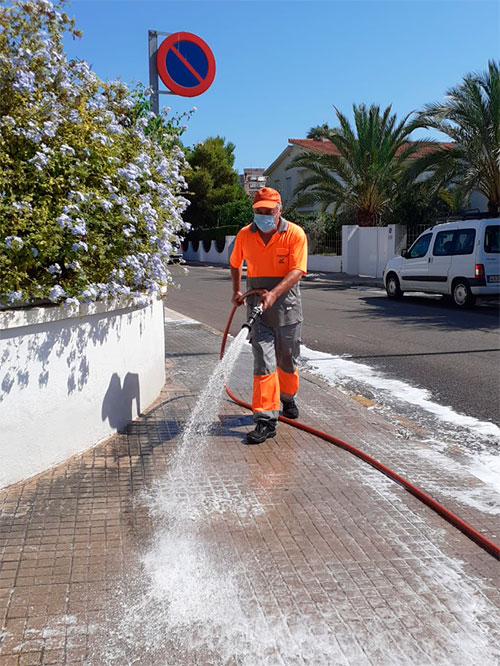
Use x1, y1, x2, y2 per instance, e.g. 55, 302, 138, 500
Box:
288, 138, 455, 158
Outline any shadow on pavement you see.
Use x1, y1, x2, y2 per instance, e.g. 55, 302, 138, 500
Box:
354, 294, 500, 331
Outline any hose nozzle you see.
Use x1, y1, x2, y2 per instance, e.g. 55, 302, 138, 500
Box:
242, 304, 263, 333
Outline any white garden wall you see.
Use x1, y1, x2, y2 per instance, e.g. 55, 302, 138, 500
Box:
183, 239, 234, 265
342, 225, 398, 277
0, 296, 165, 489
307, 255, 342, 272
182, 237, 342, 273
182, 226, 403, 277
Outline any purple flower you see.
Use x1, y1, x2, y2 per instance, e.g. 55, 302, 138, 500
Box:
82, 286, 98, 302
7, 290, 23, 304
60, 144, 75, 156
57, 213, 71, 228
5, 236, 23, 250
72, 241, 88, 253
70, 220, 87, 236
42, 121, 57, 138
49, 285, 66, 302
118, 164, 141, 182
30, 151, 49, 170
99, 199, 113, 212
90, 132, 113, 147
13, 70, 35, 94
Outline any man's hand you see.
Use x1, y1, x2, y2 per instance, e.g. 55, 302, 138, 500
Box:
258, 290, 277, 312
232, 291, 245, 307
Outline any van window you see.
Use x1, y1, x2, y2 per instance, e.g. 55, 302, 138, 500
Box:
433, 231, 454, 256
484, 225, 500, 253
452, 229, 475, 255
408, 233, 432, 258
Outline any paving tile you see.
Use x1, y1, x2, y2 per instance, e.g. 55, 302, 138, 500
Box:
0, 310, 498, 665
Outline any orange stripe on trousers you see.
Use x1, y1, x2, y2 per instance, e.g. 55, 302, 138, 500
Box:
277, 367, 299, 397
252, 373, 280, 412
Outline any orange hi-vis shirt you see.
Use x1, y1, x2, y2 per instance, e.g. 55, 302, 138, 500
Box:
230, 218, 307, 278
230, 218, 308, 327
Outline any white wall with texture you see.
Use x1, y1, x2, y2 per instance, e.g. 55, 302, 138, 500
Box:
0, 297, 165, 489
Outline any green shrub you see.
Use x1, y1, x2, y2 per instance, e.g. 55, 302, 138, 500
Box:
0, 0, 190, 308
217, 198, 253, 228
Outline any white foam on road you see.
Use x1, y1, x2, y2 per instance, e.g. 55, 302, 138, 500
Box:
468, 450, 500, 490
300, 345, 500, 494
164, 315, 500, 497
300, 345, 500, 439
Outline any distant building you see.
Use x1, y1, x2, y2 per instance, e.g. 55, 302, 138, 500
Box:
239, 168, 267, 199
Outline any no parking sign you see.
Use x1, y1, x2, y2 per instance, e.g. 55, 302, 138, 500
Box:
156, 32, 216, 97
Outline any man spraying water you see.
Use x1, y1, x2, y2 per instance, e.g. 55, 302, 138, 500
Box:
230, 187, 308, 444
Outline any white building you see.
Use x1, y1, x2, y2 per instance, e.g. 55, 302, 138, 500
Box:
264, 138, 489, 214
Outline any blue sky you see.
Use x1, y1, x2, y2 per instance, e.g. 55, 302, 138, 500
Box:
65, 0, 499, 173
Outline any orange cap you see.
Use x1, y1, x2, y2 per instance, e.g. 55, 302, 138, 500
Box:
252, 187, 281, 209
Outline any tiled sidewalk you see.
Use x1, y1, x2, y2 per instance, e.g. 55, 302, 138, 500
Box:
0, 309, 498, 665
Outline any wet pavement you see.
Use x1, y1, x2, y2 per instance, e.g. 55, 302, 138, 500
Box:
0, 305, 499, 665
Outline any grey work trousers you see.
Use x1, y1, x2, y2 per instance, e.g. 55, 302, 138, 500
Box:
250, 319, 302, 423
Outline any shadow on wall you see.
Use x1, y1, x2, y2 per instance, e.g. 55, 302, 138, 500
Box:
102, 372, 141, 432
0, 304, 145, 402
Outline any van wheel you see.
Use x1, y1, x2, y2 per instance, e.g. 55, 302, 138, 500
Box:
386, 273, 404, 299
452, 279, 476, 308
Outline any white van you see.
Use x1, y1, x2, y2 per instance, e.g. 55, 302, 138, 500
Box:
383, 217, 500, 307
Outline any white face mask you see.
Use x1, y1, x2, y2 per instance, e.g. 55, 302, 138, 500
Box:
253, 213, 276, 232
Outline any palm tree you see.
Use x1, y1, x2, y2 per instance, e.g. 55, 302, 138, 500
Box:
291, 104, 428, 226
306, 123, 332, 140
410, 60, 500, 215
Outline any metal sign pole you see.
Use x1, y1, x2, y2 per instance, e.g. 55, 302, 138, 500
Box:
148, 30, 159, 114
150, 29, 213, 103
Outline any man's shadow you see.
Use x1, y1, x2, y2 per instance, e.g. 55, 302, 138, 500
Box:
216, 414, 254, 439
102, 372, 141, 432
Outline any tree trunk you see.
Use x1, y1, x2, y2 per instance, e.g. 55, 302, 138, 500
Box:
357, 209, 376, 226
487, 199, 499, 216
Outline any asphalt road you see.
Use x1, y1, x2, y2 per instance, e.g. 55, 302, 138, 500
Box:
165, 264, 500, 426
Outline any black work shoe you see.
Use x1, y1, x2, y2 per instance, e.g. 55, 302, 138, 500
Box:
246, 420, 277, 444
281, 398, 299, 419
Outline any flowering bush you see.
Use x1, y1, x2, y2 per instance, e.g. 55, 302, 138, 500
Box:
0, 0, 191, 308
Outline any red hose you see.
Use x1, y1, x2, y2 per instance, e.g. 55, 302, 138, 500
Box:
221, 297, 500, 561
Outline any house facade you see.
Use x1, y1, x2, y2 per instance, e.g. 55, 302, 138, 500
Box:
264, 139, 489, 215
263, 141, 321, 213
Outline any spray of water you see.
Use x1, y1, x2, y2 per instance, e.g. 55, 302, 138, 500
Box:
174, 328, 249, 463
105, 328, 373, 666
93, 328, 262, 664
148, 328, 255, 521
88, 326, 500, 666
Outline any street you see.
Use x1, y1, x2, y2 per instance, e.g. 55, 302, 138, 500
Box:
165, 263, 500, 427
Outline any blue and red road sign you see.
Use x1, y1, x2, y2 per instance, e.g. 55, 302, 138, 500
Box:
156, 32, 216, 97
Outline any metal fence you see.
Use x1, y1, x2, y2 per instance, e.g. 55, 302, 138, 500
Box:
308, 230, 342, 256
404, 223, 435, 249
